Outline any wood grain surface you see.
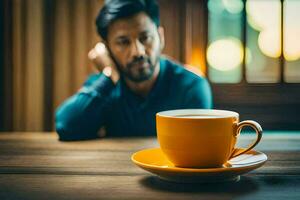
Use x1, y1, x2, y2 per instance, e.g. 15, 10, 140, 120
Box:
0, 132, 300, 200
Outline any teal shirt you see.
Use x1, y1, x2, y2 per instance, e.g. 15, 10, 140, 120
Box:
55, 57, 213, 140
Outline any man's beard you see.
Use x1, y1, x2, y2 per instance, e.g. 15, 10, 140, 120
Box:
109, 51, 159, 83
122, 56, 158, 82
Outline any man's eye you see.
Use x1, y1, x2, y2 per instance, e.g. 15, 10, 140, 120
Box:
140, 35, 151, 43
117, 39, 130, 46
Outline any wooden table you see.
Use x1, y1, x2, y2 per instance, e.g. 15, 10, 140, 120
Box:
0, 132, 300, 200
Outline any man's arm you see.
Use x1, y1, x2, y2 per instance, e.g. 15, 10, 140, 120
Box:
55, 74, 114, 141
56, 43, 119, 141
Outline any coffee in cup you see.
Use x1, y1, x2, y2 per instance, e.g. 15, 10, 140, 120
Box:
156, 109, 262, 168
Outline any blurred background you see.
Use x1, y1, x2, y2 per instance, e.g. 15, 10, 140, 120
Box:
1, 0, 300, 132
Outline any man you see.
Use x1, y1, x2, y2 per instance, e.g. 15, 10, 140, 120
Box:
55, 0, 212, 141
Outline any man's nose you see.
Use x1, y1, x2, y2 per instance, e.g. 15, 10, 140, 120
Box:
130, 40, 146, 58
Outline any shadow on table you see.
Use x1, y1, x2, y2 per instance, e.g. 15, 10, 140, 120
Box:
139, 175, 259, 195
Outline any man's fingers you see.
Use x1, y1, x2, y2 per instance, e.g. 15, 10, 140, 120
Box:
95, 42, 107, 55
88, 49, 98, 60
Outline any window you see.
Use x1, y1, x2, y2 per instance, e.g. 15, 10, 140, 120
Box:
207, 0, 300, 83
206, 0, 300, 129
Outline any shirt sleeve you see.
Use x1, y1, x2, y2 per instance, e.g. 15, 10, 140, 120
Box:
55, 74, 115, 141
183, 77, 213, 109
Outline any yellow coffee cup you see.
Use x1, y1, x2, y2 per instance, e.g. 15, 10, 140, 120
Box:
156, 109, 262, 168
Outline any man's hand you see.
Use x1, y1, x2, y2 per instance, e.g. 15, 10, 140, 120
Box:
88, 42, 120, 83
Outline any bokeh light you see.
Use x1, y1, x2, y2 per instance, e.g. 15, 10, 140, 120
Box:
246, 0, 281, 31
284, 27, 300, 61
208, 0, 224, 15
258, 29, 281, 58
207, 38, 243, 71
247, 0, 300, 61
284, 0, 300, 61
222, 0, 244, 14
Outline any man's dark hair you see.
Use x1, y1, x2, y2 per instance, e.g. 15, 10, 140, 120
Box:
96, 0, 160, 40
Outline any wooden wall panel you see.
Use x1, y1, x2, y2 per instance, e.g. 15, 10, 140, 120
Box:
71, 0, 89, 91
1, 0, 13, 131
43, 0, 55, 131
0, 0, 3, 130
184, 0, 207, 75
12, 0, 26, 130
70, 0, 104, 90
24, 0, 45, 131
53, 0, 72, 111
86, 0, 104, 75
212, 84, 300, 129
158, 0, 183, 61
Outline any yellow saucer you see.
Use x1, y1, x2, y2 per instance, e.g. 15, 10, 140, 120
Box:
131, 148, 267, 183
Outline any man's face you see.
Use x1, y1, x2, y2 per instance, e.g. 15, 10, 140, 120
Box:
106, 12, 164, 82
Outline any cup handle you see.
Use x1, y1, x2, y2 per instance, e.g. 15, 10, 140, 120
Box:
230, 120, 263, 158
